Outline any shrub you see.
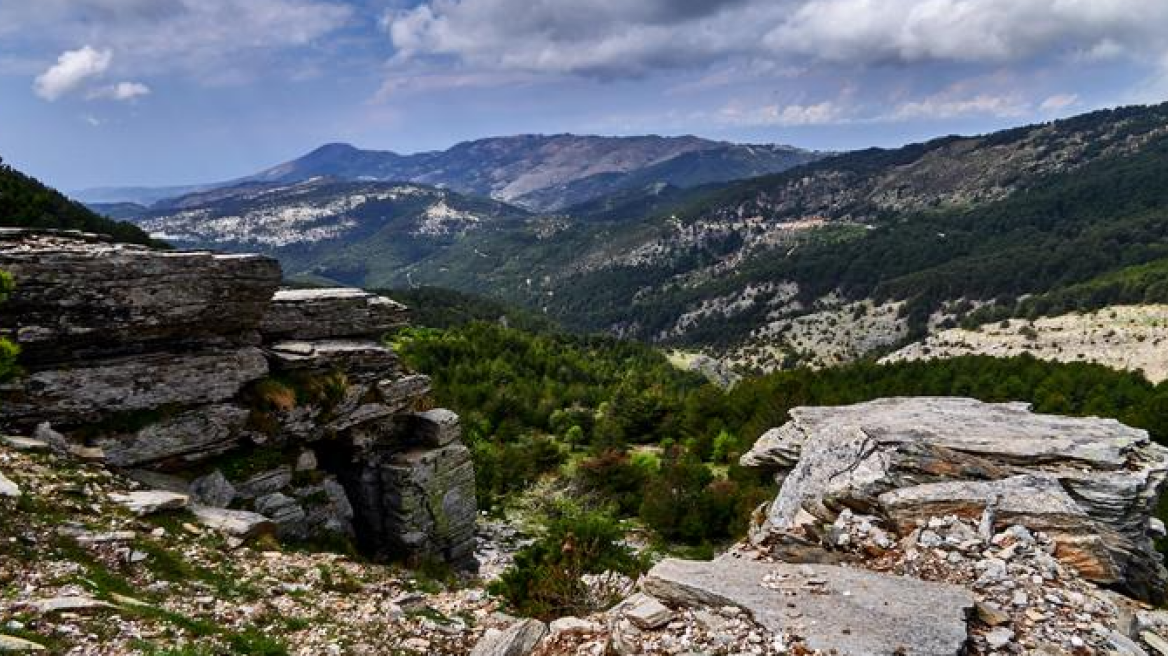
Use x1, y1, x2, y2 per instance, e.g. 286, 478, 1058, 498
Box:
489, 509, 646, 620
0, 270, 19, 382
573, 450, 647, 516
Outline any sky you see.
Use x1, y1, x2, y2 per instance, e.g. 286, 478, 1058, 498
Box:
1, 0, 1167, 191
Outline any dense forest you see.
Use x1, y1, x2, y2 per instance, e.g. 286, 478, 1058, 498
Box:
539, 108, 1168, 344
393, 313, 1168, 554
0, 159, 158, 246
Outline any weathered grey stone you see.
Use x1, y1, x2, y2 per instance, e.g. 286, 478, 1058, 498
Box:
326, 403, 396, 434
743, 397, 1168, 603
469, 618, 547, 656
0, 229, 279, 365
623, 592, 674, 629
298, 477, 356, 536
26, 596, 114, 614
109, 490, 189, 516
260, 288, 408, 340
0, 471, 20, 498
96, 404, 250, 469
880, 474, 1121, 583
0, 348, 267, 428
643, 556, 974, 656
265, 340, 400, 383
0, 435, 49, 451
255, 492, 308, 540
0, 634, 46, 651
342, 442, 477, 569
376, 375, 431, 413
236, 466, 293, 499
408, 409, 461, 447
190, 505, 277, 540
548, 617, 601, 635
189, 470, 236, 508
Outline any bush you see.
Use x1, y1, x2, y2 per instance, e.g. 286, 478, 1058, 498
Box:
489, 509, 646, 620
573, 450, 647, 516
0, 270, 18, 382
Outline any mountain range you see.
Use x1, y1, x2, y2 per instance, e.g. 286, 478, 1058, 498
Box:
77, 134, 821, 212
41, 103, 1168, 374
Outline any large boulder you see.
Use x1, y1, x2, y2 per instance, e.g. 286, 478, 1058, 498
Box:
343, 442, 478, 569
643, 556, 974, 656
260, 288, 408, 341
0, 229, 280, 365
741, 397, 1168, 603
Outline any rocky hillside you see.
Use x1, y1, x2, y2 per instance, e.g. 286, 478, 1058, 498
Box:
79, 135, 820, 213
0, 228, 476, 570
885, 305, 1168, 383
10, 392, 1167, 654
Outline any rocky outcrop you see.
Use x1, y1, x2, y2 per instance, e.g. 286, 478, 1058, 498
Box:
741, 397, 1168, 604
260, 288, 409, 340
0, 229, 476, 569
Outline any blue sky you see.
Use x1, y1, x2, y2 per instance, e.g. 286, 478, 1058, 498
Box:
2, 0, 1167, 191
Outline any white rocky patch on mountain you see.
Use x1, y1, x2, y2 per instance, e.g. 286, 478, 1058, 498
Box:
413, 199, 483, 236
884, 304, 1168, 382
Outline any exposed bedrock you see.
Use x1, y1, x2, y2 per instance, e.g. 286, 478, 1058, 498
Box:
741, 396, 1168, 603
0, 229, 476, 569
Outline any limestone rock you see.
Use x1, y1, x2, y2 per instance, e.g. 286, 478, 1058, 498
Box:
0, 471, 20, 498
235, 466, 294, 500
255, 492, 308, 540
0, 348, 267, 428
260, 288, 408, 340
97, 404, 250, 469
1, 435, 49, 451
409, 408, 461, 447
377, 375, 431, 412
188, 470, 236, 508
623, 593, 674, 630
0, 229, 279, 365
743, 397, 1168, 603
109, 490, 189, 516
344, 442, 477, 568
27, 596, 115, 614
548, 617, 601, 635
643, 556, 974, 656
266, 340, 400, 383
191, 506, 277, 540
0, 634, 46, 651
470, 618, 548, 656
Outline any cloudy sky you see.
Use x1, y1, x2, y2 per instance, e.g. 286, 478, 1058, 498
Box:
2, 0, 1166, 190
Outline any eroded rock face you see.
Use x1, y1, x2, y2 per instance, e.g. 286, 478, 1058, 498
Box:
0, 349, 267, 428
0, 229, 279, 365
260, 288, 409, 341
0, 231, 476, 570
741, 397, 1168, 603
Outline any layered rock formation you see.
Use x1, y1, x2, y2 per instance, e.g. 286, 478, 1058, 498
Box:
741, 396, 1168, 603
0, 229, 476, 568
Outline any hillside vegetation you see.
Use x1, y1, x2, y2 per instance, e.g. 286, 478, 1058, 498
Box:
0, 159, 158, 245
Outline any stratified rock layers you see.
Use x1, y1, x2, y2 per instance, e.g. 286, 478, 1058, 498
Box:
0, 229, 476, 568
741, 396, 1168, 603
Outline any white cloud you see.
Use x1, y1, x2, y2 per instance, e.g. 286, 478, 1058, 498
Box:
718, 100, 845, 126
6, 1, 352, 84
891, 93, 1030, 120
1039, 93, 1080, 113
90, 81, 151, 101
386, 0, 1168, 77
33, 46, 112, 100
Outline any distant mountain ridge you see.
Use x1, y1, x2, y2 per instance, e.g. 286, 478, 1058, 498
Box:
75, 134, 821, 211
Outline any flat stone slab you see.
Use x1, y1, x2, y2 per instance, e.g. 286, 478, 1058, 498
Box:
1, 436, 50, 451
191, 505, 277, 540
470, 618, 547, 656
261, 288, 409, 340
109, 490, 189, 516
0, 472, 20, 498
0, 634, 46, 651
27, 595, 114, 614
643, 556, 974, 656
